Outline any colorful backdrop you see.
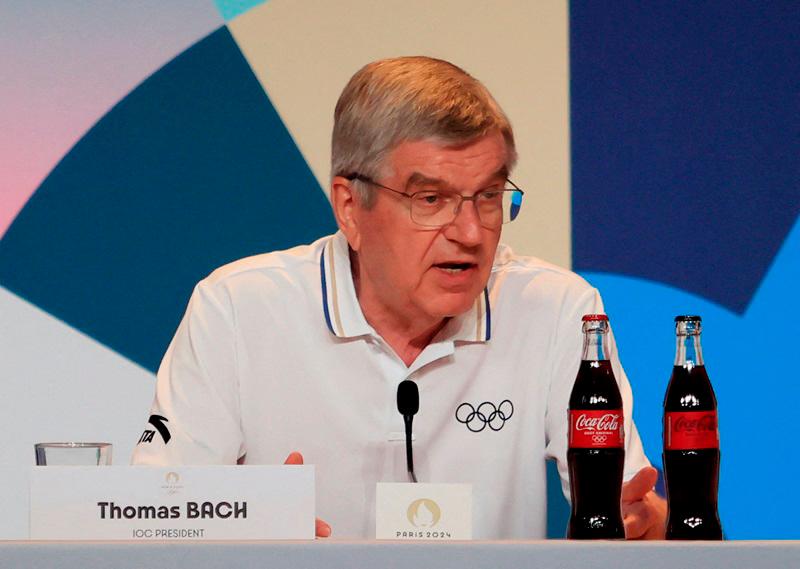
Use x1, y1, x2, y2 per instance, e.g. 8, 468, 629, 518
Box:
1, 0, 797, 539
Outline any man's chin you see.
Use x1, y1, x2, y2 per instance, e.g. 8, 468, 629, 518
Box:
429, 291, 483, 319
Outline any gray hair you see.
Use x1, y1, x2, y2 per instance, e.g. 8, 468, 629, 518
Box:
331, 56, 517, 207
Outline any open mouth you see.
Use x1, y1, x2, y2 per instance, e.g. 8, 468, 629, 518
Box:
433, 262, 476, 273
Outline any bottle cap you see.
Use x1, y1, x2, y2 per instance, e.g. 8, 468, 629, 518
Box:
581, 314, 609, 322
675, 315, 702, 322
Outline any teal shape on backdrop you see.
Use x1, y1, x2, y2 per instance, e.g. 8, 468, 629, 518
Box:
0, 26, 337, 373
214, 0, 267, 21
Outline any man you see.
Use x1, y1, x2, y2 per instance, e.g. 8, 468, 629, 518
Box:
133, 56, 666, 539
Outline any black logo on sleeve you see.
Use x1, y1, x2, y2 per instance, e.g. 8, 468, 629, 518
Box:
455, 400, 514, 432
138, 414, 171, 444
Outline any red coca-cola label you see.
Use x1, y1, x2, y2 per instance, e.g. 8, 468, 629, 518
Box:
665, 411, 719, 450
568, 410, 625, 448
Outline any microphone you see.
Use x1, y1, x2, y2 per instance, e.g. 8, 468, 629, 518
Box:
396, 380, 419, 483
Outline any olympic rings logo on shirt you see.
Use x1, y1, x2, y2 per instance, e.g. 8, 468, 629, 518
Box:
455, 400, 514, 432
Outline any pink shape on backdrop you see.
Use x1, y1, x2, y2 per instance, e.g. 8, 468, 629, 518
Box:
0, 2, 223, 238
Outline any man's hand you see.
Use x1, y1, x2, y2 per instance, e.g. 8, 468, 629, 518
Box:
284, 452, 332, 538
621, 466, 667, 539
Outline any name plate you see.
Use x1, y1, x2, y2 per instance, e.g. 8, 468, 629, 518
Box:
376, 483, 472, 540
30, 465, 314, 540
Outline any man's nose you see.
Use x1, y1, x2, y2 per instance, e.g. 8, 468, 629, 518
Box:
444, 199, 483, 245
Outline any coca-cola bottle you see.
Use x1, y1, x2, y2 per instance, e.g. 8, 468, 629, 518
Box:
567, 314, 625, 539
663, 315, 723, 539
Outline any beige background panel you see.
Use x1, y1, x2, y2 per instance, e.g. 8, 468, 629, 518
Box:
229, 0, 571, 267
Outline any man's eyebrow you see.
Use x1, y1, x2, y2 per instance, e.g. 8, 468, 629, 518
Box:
405, 167, 510, 191
405, 172, 448, 190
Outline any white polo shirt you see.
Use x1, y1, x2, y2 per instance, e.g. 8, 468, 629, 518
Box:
132, 231, 650, 539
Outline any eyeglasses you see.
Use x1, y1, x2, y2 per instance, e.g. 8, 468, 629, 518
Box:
346, 174, 524, 229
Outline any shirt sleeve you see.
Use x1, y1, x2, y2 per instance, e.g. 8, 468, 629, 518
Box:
131, 278, 244, 465
544, 286, 651, 500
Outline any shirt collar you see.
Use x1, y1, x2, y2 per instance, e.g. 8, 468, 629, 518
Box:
319, 231, 491, 342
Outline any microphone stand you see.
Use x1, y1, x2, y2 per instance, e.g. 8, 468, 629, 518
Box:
403, 413, 417, 483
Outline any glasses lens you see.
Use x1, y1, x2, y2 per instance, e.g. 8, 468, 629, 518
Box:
475, 190, 505, 228
410, 192, 457, 226
409, 188, 523, 228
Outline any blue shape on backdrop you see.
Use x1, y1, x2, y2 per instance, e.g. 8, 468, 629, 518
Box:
0, 26, 337, 373
580, 214, 800, 539
570, 1, 800, 314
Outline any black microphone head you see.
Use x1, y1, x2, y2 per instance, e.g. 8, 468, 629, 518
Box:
397, 380, 419, 416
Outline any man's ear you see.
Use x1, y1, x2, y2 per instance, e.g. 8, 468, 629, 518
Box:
330, 176, 363, 251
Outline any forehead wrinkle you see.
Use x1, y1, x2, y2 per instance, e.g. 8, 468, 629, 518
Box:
405, 166, 509, 194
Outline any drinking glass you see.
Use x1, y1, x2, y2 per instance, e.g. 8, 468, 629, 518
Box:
34, 442, 112, 465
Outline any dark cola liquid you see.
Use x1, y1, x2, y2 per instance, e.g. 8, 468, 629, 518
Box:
567, 360, 625, 539
663, 364, 723, 540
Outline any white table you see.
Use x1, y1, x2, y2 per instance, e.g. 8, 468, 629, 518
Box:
2, 539, 798, 569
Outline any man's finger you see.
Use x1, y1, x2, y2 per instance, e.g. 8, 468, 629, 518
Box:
623, 501, 650, 539
284, 452, 331, 538
284, 451, 304, 465
316, 518, 332, 538
621, 466, 658, 503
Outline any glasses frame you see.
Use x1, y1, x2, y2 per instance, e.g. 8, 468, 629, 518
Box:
345, 173, 524, 228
